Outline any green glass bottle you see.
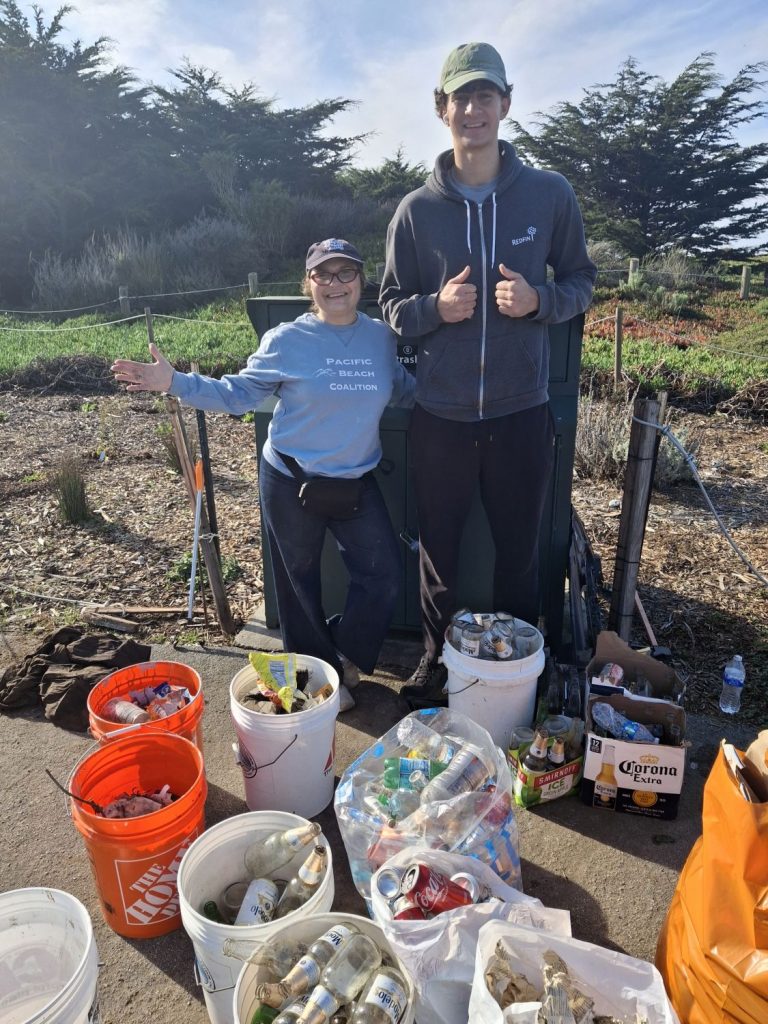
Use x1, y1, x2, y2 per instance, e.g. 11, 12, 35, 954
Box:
201, 900, 226, 923
250, 1005, 280, 1024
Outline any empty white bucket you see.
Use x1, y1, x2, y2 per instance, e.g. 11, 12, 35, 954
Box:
177, 811, 334, 1024
0, 888, 99, 1024
230, 656, 339, 817
233, 912, 416, 1024
444, 617, 545, 749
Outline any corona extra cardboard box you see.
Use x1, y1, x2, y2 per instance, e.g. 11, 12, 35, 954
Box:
581, 690, 686, 819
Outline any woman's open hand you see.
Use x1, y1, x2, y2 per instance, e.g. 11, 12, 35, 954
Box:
111, 343, 174, 393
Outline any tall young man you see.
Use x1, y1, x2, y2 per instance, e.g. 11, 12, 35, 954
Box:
380, 42, 596, 706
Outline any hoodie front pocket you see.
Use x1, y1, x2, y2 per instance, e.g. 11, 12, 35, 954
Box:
485, 328, 546, 403
419, 336, 482, 408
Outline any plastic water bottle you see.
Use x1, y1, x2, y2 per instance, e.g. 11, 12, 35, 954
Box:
590, 702, 660, 744
719, 655, 746, 714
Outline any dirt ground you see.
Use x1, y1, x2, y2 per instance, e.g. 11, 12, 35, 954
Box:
1, 386, 766, 717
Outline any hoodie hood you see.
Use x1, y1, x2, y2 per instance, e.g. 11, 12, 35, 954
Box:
426, 140, 526, 203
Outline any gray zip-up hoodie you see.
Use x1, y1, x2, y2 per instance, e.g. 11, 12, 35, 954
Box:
380, 141, 596, 421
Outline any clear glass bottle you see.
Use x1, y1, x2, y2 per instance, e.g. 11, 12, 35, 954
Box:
296, 934, 382, 1024
349, 964, 409, 1024
244, 822, 322, 879
395, 716, 456, 764
719, 654, 746, 714
274, 846, 327, 919
255, 923, 360, 1008
273, 994, 313, 1024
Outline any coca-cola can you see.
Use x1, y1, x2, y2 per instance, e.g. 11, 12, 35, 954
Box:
449, 872, 493, 903
390, 895, 429, 920
400, 863, 473, 913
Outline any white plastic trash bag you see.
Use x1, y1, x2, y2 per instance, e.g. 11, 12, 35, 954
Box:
469, 919, 680, 1024
334, 708, 520, 907
370, 849, 571, 1024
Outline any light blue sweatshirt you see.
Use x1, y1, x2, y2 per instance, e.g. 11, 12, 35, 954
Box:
169, 312, 415, 478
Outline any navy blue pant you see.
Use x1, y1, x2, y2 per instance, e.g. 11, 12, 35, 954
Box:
410, 402, 555, 661
258, 457, 401, 677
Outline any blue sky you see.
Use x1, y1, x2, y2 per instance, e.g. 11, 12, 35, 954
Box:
57, 0, 767, 170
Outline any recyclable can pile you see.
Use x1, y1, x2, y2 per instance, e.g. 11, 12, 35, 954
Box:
101, 680, 192, 724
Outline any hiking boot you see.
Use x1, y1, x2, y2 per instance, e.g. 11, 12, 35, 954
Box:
337, 652, 361, 690
400, 653, 448, 709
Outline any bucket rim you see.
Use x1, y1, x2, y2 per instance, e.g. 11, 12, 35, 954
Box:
177, 811, 334, 932
229, 659, 339, 723
69, 730, 205, 833
0, 887, 96, 1023
87, 660, 203, 725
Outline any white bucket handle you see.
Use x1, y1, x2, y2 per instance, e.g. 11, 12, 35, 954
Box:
446, 677, 480, 696
233, 733, 298, 778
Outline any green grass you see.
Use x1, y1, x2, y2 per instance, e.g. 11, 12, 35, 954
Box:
0, 298, 257, 377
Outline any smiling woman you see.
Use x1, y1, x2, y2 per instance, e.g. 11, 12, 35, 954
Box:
111, 238, 416, 708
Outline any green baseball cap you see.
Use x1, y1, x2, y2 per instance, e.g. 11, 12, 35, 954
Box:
439, 42, 508, 94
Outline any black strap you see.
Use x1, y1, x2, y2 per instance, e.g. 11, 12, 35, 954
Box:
273, 449, 309, 484
273, 450, 372, 484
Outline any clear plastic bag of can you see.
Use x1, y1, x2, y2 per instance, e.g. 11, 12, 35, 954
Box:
334, 708, 521, 909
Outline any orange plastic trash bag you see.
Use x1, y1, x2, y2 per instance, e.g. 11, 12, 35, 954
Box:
656, 742, 768, 1023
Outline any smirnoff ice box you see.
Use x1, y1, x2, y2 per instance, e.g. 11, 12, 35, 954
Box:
581, 692, 686, 819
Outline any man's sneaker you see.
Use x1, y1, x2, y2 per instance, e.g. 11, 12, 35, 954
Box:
338, 684, 356, 712
338, 653, 361, 690
400, 653, 448, 709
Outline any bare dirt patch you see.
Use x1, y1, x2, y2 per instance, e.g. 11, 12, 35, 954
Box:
1, 387, 766, 721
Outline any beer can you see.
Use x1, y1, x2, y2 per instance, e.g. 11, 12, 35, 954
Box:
233, 877, 279, 925
375, 867, 404, 900
390, 895, 429, 921
449, 872, 492, 904
400, 863, 473, 913
459, 623, 484, 658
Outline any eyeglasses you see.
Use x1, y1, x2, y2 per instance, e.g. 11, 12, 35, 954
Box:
309, 267, 361, 285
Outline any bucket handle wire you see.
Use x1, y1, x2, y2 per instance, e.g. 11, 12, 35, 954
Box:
233, 733, 298, 777
446, 677, 480, 696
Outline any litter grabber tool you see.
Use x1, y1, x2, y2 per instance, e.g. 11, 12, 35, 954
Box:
187, 458, 204, 621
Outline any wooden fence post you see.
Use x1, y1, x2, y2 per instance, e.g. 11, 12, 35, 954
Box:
248, 273, 259, 297
119, 286, 130, 315
614, 305, 623, 392
608, 397, 662, 640
628, 258, 640, 287
740, 264, 751, 300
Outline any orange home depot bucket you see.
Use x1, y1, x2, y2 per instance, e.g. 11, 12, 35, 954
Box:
87, 660, 204, 751
69, 731, 206, 939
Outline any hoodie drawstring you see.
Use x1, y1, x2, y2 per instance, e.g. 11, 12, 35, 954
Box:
464, 199, 472, 254
490, 191, 497, 270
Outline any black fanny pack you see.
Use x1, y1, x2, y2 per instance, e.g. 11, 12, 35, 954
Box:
275, 451, 366, 519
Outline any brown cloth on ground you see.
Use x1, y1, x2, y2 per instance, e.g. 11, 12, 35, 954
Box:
0, 626, 151, 731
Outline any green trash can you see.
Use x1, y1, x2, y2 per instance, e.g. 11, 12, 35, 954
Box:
245, 296, 582, 654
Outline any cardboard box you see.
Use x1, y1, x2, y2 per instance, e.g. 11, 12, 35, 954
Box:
581, 635, 687, 818
582, 632, 687, 818
509, 736, 583, 809
586, 631, 685, 704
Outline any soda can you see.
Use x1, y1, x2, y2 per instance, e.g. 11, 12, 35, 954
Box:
233, 877, 279, 925
375, 867, 404, 900
390, 895, 429, 921
459, 623, 484, 658
449, 608, 474, 649
400, 863, 473, 913
449, 872, 493, 903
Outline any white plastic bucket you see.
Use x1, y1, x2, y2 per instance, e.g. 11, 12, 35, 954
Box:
230, 656, 340, 817
233, 912, 416, 1024
177, 811, 334, 1024
0, 888, 99, 1024
444, 618, 545, 749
